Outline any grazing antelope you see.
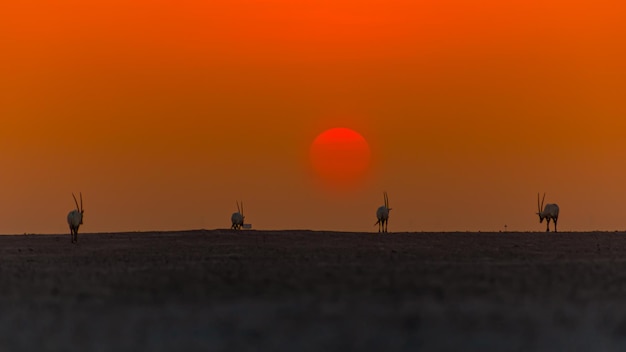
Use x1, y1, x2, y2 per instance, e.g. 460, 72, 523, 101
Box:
537, 193, 559, 232
231, 201, 245, 230
67, 193, 84, 243
374, 192, 392, 233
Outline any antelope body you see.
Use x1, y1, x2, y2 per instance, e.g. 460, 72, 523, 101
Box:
375, 192, 391, 233
67, 193, 84, 243
231, 201, 245, 230
537, 193, 559, 232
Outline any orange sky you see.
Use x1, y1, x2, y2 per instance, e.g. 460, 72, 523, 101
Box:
1, 0, 625, 233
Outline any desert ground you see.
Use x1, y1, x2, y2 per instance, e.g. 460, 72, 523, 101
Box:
2, 230, 626, 351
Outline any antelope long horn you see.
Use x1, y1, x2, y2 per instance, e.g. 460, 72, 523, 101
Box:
72, 193, 80, 211
541, 193, 546, 211
236, 201, 240, 214
241, 202, 244, 216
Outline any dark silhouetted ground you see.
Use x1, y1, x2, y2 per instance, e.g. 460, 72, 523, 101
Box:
2, 230, 626, 351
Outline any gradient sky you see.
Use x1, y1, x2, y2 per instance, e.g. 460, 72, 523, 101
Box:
1, 0, 625, 234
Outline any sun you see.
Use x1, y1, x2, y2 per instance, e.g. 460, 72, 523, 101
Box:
309, 128, 371, 191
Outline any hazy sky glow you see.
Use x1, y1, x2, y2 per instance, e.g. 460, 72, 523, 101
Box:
1, 0, 625, 233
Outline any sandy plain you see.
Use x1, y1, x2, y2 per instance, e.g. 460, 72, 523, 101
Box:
1, 230, 626, 351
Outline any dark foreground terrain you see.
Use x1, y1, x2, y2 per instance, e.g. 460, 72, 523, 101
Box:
2, 230, 626, 351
